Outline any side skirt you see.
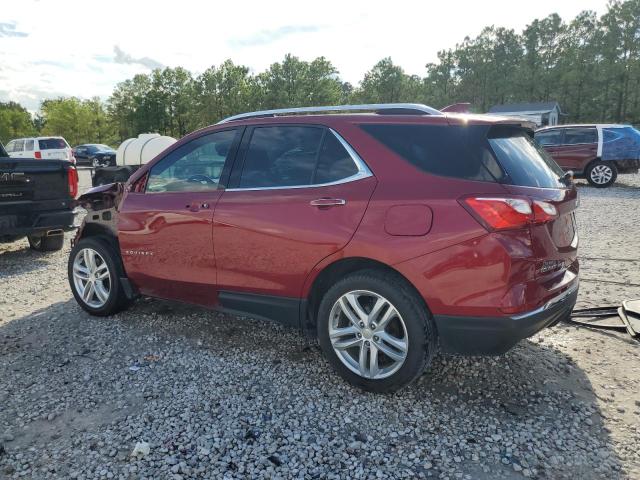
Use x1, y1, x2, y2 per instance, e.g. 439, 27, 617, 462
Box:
217, 291, 303, 329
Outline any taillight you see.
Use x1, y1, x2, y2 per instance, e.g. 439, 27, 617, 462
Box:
68, 167, 79, 198
531, 200, 558, 224
34, 151, 42, 159
461, 196, 557, 231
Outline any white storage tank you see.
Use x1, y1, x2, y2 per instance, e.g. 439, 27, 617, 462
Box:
116, 133, 176, 166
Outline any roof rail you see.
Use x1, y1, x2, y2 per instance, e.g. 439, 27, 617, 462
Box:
216, 103, 443, 124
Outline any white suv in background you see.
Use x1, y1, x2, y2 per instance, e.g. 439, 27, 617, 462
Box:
5, 136, 75, 163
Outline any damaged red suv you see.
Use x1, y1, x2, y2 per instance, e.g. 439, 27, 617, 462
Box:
68, 104, 579, 392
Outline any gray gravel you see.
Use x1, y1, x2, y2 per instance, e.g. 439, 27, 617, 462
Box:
1, 175, 640, 479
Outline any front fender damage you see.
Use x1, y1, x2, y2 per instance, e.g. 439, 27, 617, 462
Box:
72, 182, 124, 247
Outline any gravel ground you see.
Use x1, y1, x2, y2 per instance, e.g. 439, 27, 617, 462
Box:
1, 175, 639, 480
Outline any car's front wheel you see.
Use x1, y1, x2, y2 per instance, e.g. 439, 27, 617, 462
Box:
68, 237, 131, 316
586, 160, 617, 188
317, 270, 437, 392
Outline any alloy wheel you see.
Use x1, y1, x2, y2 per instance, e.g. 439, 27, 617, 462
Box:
590, 164, 613, 185
328, 290, 408, 379
72, 248, 111, 308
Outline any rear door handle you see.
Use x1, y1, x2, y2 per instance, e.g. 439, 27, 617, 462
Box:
186, 202, 210, 212
310, 198, 346, 208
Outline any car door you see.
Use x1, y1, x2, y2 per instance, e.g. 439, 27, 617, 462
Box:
118, 128, 241, 306
11, 139, 25, 158
75, 146, 88, 163
558, 127, 598, 172
23, 139, 35, 158
212, 124, 376, 319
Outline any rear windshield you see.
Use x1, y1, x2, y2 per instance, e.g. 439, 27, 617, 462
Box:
38, 138, 68, 150
360, 123, 566, 188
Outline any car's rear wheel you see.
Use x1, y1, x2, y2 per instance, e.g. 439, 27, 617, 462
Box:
68, 237, 131, 316
91, 157, 101, 168
317, 270, 437, 392
586, 160, 617, 188
28, 233, 64, 252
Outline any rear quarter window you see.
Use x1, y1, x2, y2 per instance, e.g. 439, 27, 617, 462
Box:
361, 123, 566, 188
360, 124, 498, 183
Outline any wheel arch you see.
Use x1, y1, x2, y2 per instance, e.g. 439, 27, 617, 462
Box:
303, 256, 431, 335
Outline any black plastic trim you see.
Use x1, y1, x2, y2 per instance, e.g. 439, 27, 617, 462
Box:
434, 287, 578, 355
217, 290, 301, 328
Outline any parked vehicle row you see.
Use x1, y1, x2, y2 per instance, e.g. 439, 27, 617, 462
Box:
5, 136, 75, 163
535, 124, 640, 187
68, 104, 579, 392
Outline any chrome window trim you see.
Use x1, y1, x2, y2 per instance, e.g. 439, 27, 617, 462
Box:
225, 128, 373, 192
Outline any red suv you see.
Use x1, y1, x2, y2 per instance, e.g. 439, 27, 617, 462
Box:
68, 104, 579, 392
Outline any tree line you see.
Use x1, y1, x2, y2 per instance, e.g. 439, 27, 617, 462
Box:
1, 0, 639, 147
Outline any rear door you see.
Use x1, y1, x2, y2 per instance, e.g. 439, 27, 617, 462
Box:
118, 128, 241, 306
9, 139, 25, 158
213, 125, 376, 305
554, 127, 598, 172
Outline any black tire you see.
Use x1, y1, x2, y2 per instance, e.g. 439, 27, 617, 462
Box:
317, 269, 437, 393
586, 160, 617, 188
68, 236, 131, 316
28, 233, 64, 252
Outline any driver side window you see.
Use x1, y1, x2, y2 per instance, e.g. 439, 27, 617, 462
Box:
146, 129, 237, 193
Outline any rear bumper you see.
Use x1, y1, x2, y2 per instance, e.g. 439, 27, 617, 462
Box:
433, 281, 578, 355
0, 208, 79, 240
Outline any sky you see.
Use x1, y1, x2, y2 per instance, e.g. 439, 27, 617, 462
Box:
1, 0, 610, 112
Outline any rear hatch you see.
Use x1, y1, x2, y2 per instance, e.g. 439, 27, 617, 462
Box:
485, 125, 578, 281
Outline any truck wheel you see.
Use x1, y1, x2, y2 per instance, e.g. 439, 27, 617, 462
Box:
68, 237, 131, 316
28, 233, 64, 252
586, 161, 617, 188
92, 157, 101, 168
317, 269, 437, 393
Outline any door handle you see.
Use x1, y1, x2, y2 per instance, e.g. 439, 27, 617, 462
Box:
310, 198, 346, 208
186, 202, 210, 212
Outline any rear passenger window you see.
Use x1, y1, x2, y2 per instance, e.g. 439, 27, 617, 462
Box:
563, 128, 597, 145
239, 126, 324, 188
24, 139, 34, 151
535, 130, 563, 146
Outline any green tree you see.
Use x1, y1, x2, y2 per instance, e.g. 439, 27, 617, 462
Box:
0, 102, 35, 144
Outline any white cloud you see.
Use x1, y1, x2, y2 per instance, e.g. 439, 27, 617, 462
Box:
0, 0, 610, 111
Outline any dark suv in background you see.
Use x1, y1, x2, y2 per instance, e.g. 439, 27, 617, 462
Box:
68, 104, 579, 392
